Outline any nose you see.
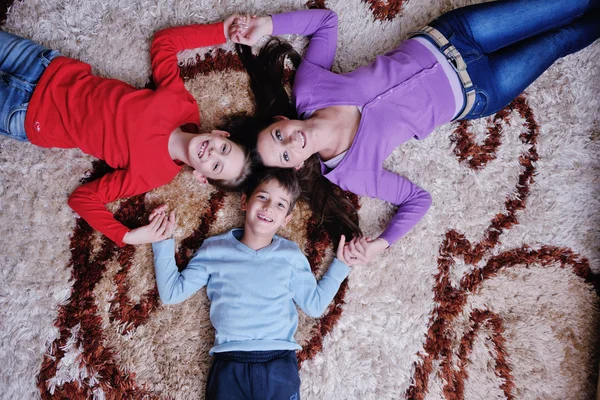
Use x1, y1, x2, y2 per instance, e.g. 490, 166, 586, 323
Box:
288, 134, 298, 149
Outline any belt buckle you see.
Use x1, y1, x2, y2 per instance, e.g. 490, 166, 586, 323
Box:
446, 46, 467, 72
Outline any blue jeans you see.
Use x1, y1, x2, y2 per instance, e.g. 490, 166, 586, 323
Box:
0, 31, 60, 141
429, 0, 600, 119
205, 350, 300, 400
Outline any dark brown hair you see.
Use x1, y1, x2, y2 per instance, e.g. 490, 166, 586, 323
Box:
232, 40, 362, 242
244, 168, 301, 215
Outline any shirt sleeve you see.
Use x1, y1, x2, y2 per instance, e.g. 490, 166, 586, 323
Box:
373, 169, 432, 245
150, 22, 226, 90
336, 168, 432, 246
290, 254, 350, 318
271, 9, 338, 70
67, 169, 154, 247
152, 238, 210, 304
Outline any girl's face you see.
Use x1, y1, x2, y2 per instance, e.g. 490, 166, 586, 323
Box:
257, 118, 313, 169
188, 130, 246, 182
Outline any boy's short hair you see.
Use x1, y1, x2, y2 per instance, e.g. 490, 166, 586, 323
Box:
244, 168, 301, 214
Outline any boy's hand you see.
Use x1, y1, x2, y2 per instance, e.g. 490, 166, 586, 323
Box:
336, 235, 366, 266
228, 15, 273, 46
122, 206, 177, 245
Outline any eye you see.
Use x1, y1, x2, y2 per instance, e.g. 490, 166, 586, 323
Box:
257, 195, 266, 200
278, 203, 286, 208
213, 162, 219, 171
221, 144, 227, 153
283, 152, 290, 162
275, 130, 282, 141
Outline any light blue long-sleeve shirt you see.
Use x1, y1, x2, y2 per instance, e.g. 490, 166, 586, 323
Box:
152, 229, 350, 355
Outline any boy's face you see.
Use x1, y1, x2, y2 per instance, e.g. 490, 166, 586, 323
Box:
241, 178, 294, 239
189, 130, 245, 184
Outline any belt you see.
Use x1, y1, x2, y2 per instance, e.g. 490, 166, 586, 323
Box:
409, 26, 476, 120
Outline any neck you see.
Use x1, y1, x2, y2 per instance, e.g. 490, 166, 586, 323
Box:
240, 229, 274, 251
311, 107, 359, 161
168, 128, 192, 164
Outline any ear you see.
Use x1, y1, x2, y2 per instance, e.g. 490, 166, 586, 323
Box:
211, 129, 230, 138
240, 194, 248, 211
294, 162, 305, 171
274, 115, 289, 122
281, 213, 293, 227
193, 170, 208, 184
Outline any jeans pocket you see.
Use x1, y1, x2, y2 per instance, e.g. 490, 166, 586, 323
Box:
39, 49, 60, 67
2, 103, 29, 141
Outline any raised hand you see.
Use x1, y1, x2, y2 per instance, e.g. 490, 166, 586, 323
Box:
122, 205, 177, 245
228, 15, 273, 46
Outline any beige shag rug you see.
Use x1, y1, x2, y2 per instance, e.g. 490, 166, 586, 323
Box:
1, 0, 599, 399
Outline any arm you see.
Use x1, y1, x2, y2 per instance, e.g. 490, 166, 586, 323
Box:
337, 169, 432, 261
68, 169, 146, 246
375, 169, 432, 246
152, 238, 210, 304
231, 9, 338, 70
150, 22, 227, 89
291, 242, 350, 318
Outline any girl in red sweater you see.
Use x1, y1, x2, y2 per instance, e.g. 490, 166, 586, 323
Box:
0, 17, 250, 246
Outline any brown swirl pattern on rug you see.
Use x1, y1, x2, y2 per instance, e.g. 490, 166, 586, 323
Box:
405, 95, 600, 399
362, 0, 409, 21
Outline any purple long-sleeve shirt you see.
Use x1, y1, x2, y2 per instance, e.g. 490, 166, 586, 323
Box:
272, 10, 456, 245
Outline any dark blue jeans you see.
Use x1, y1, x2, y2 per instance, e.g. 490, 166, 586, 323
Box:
0, 30, 59, 141
206, 350, 300, 400
430, 0, 600, 119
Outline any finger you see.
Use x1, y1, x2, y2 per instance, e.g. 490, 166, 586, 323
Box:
353, 237, 366, 254
149, 213, 164, 230
157, 214, 170, 235
149, 204, 165, 220
336, 234, 346, 260
343, 247, 357, 265
348, 238, 358, 255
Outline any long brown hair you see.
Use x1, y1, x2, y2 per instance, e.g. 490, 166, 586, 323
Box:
231, 39, 362, 242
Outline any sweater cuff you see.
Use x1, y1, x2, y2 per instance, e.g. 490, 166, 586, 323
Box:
152, 238, 176, 257
326, 258, 350, 282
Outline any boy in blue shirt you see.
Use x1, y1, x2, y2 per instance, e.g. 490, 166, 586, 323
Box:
151, 168, 365, 399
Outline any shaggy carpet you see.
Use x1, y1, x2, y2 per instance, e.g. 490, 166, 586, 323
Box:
1, 0, 599, 399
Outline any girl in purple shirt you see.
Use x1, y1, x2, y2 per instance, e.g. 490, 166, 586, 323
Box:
227, 0, 599, 262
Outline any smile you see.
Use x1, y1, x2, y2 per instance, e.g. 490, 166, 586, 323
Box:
197, 141, 208, 159
257, 213, 273, 223
299, 132, 306, 148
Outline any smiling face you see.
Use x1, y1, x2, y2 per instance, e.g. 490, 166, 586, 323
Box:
188, 131, 246, 182
256, 118, 314, 168
241, 178, 294, 240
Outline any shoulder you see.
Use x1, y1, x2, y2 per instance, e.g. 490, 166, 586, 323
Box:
272, 236, 308, 267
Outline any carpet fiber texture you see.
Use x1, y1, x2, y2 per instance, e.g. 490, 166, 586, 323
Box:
1, 0, 599, 399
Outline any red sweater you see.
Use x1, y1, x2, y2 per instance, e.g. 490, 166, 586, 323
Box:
24, 23, 226, 246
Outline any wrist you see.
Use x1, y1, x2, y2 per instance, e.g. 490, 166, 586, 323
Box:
261, 16, 274, 36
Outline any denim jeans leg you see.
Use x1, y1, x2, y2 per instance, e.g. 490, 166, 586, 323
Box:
475, 10, 600, 116
429, 0, 600, 118
433, 0, 593, 54
0, 31, 59, 141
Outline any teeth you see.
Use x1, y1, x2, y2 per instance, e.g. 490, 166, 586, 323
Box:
197, 141, 208, 158
299, 132, 305, 148
258, 214, 273, 222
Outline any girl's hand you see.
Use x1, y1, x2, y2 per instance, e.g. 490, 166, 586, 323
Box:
122, 206, 177, 245
228, 15, 273, 46
358, 237, 389, 263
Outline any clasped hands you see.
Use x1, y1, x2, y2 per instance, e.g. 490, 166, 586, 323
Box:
223, 14, 273, 46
